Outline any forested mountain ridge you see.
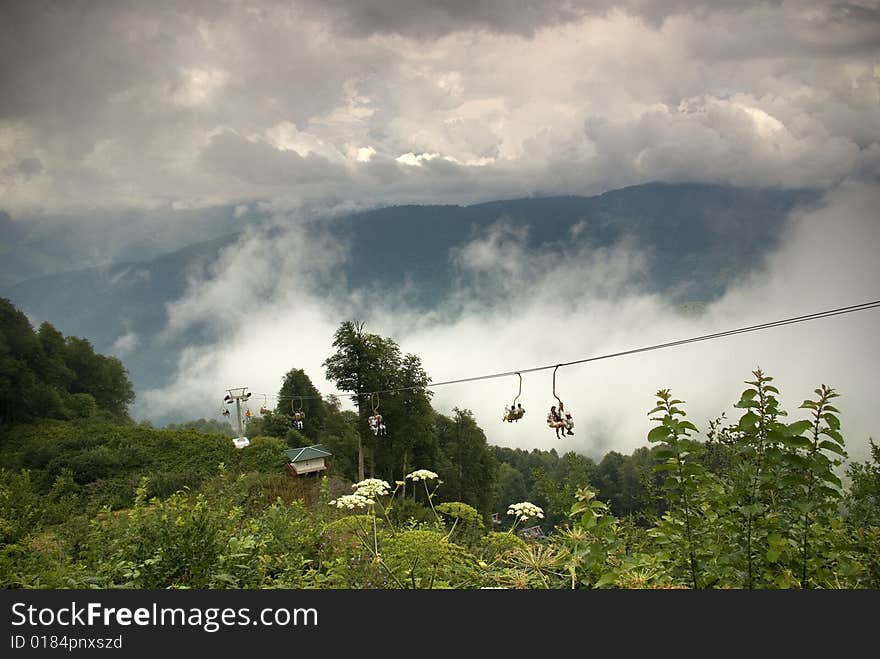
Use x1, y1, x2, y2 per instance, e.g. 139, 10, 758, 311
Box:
2, 183, 819, 401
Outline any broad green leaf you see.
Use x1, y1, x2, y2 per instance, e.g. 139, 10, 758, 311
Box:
822, 413, 840, 430
596, 572, 617, 588
647, 405, 666, 415
821, 472, 842, 488
784, 420, 813, 436
814, 452, 832, 467
782, 454, 809, 469
570, 502, 588, 515
818, 440, 847, 457
739, 389, 758, 401
817, 485, 842, 499
766, 428, 788, 444
738, 503, 766, 516
648, 425, 672, 442
679, 420, 699, 433
782, 436, 813, 450
738, 411, 760, 430
820, 428, 844, 444
779, 474, 804, 488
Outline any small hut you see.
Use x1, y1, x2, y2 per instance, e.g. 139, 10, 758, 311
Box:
284, 445, 331, 477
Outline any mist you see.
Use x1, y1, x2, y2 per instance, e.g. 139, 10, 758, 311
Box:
139, 178, 880, 464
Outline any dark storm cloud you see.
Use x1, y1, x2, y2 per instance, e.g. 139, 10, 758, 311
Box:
200, 130, 348, 185
0, 0, 877, 215
299, 0, 880, 41
298, 1, 793, 37
298, 0, 585, 38
16, 158, 43, 178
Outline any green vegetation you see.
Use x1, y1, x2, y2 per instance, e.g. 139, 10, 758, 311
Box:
0, 298, 134, 424
1, 300, 877, 588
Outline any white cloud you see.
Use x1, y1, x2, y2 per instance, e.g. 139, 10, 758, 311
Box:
1, 2, 877, 215
395, 152, 442, 166
353, 146, 376, 162
171, 67, 229, 107
139, 179, 880, 464
111, 332, 140, 357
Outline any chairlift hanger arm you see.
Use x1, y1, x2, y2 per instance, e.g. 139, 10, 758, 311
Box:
552, 365, 562, 407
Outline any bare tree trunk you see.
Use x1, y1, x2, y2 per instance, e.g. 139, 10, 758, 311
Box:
402, 448, 408, 498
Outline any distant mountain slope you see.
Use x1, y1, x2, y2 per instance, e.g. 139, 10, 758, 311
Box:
0, 206, 247, 289
2, 182, 820, 398
339, 183, 818, 305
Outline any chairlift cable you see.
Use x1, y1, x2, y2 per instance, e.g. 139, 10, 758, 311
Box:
258, 299, 880, 401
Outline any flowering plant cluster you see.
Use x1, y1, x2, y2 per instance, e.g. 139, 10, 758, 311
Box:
353, 478, 392, 498
507, 502, 545, 521
329, 493, 375, 510
405, 469, 438, 482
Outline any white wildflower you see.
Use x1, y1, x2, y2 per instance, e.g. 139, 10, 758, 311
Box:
353, 478, 391, 498
506, 501, 544, 521
405, 469, 439, 482
329, 493, 374, 509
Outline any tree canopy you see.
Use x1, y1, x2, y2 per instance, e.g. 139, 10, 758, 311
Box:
0, 298, 134, 424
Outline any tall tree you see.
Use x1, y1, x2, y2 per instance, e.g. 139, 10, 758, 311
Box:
323, 321, 397, 481
0, 298, 40, 423
64, 337, 134, 421
275, 367, 326, 442
372, 353, 435, 489
316, 397, 360, 481
0, 298, 134, 423
435, 408, 497, 515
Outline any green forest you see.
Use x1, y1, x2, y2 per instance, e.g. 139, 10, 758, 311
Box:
1, 299, 878, 589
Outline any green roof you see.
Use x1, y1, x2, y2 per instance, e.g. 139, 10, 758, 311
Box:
285, 445, 332, 463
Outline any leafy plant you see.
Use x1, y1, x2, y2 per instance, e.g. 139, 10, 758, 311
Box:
646, 389, 709, 588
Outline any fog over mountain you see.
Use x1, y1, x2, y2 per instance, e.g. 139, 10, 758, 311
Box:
1, 2, 877, 461
124, 180, 876, 462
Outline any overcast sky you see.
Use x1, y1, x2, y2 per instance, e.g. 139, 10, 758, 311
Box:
2, 0, 878, 216
3, 1, 879, 462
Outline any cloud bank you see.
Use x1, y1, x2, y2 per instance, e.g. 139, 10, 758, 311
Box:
141, 179, 880, 463
1, 1, 877, 219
